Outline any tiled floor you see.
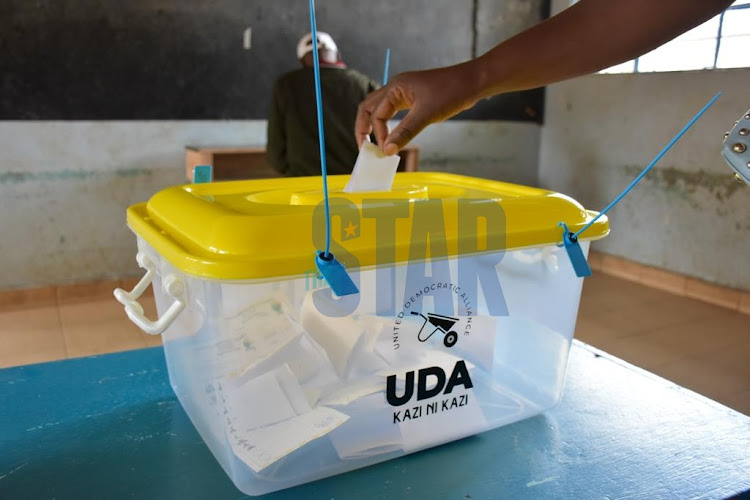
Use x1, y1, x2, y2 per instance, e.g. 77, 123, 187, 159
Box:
0, 278, 161, 369
1, 274, 748, 415
576, 274, 749, 415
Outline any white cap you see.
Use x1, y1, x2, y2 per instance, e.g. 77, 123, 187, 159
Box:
296, 32, 338, 60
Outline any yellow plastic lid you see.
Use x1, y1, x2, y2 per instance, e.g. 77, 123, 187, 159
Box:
127, 172, 609, 281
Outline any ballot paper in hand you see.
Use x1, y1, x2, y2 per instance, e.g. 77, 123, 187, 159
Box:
344, 141, 400, 193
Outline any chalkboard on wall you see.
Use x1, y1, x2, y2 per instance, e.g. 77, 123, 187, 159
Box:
0, 0, 544, 122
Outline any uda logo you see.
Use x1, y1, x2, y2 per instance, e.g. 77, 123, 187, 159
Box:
410, 311, 460, 348
386, 289, 479, 422
390, 282, 476, 351
385, 360, 473, 407
385, 361, 474, 423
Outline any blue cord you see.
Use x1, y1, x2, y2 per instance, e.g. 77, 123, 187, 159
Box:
572, 91, 721, 240
308, 0, 331, 258
383, 48, 391, 86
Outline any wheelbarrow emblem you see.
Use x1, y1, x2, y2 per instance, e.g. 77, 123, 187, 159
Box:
411, 312, 459, 348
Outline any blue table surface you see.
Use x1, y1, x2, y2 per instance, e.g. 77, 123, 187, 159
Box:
1, 341, 748, 500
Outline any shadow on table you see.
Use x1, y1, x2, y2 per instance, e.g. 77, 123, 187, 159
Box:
2, 393, 564, 499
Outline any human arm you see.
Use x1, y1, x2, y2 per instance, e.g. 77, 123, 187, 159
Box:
355, 0, 734, 155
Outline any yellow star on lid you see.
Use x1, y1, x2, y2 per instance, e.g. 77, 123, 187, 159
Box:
343, 221, 358, 239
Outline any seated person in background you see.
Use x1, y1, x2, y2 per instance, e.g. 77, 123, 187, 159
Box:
267, 32, 379, 177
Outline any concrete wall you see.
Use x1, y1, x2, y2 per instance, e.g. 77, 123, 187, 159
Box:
475, 0, 547, 55
0, 0, 546, 290
2, 0, 546, 122
0, 121, 263, 288
7, 0, 747, 292
0, 119, 539, 290
2, 0, 475, 120
415, 121, 540, 184
539, 71, 750, 290
538, 0, 750, 292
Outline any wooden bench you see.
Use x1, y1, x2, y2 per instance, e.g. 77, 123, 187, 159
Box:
185, 146, 419, 182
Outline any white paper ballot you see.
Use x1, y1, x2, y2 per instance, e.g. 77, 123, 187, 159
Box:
377, 349, 476, 389
228, 407, 349, 472
328, 394, 403, 460
344, 316, 390, 379
447, 316, 498, 373
218, 294, 302, 378
224, 364, 311, 431
344, 141, 400, 193
398, 386, 487, 452
319, 377, 383, 407
300, 293, 365, 377
236, 331, 340, 392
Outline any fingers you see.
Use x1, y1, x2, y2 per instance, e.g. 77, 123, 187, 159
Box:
371, 114, 390, 151
370, 86, 407, 147
355, 88, 384, 147
355, 84, 411, 151
383, 108, 429, 155
354, 107, 372, 148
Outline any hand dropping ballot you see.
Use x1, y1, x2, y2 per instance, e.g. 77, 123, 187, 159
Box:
112, 0, 670, 492
344, 141, 401, 193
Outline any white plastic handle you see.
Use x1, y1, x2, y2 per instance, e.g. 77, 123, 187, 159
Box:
114, 252, 155, 306
113, 252, 186, 335
512, 248, 559, 272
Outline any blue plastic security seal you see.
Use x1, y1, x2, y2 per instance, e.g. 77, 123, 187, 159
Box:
315, 251, 359, 297
383, 48, 391, 86
558, 92, 721, 279
559, 223, 592, 278
193, 165, 213, 184
308, 0, 358, 297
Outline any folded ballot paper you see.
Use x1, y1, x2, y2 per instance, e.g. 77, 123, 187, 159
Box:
217, 290, 496, 470
221, 365, 349, 472
344, 141, 401, 193
217, 295, 346, 471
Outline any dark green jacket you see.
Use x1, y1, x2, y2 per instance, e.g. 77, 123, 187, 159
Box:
267, 67, 378, 177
